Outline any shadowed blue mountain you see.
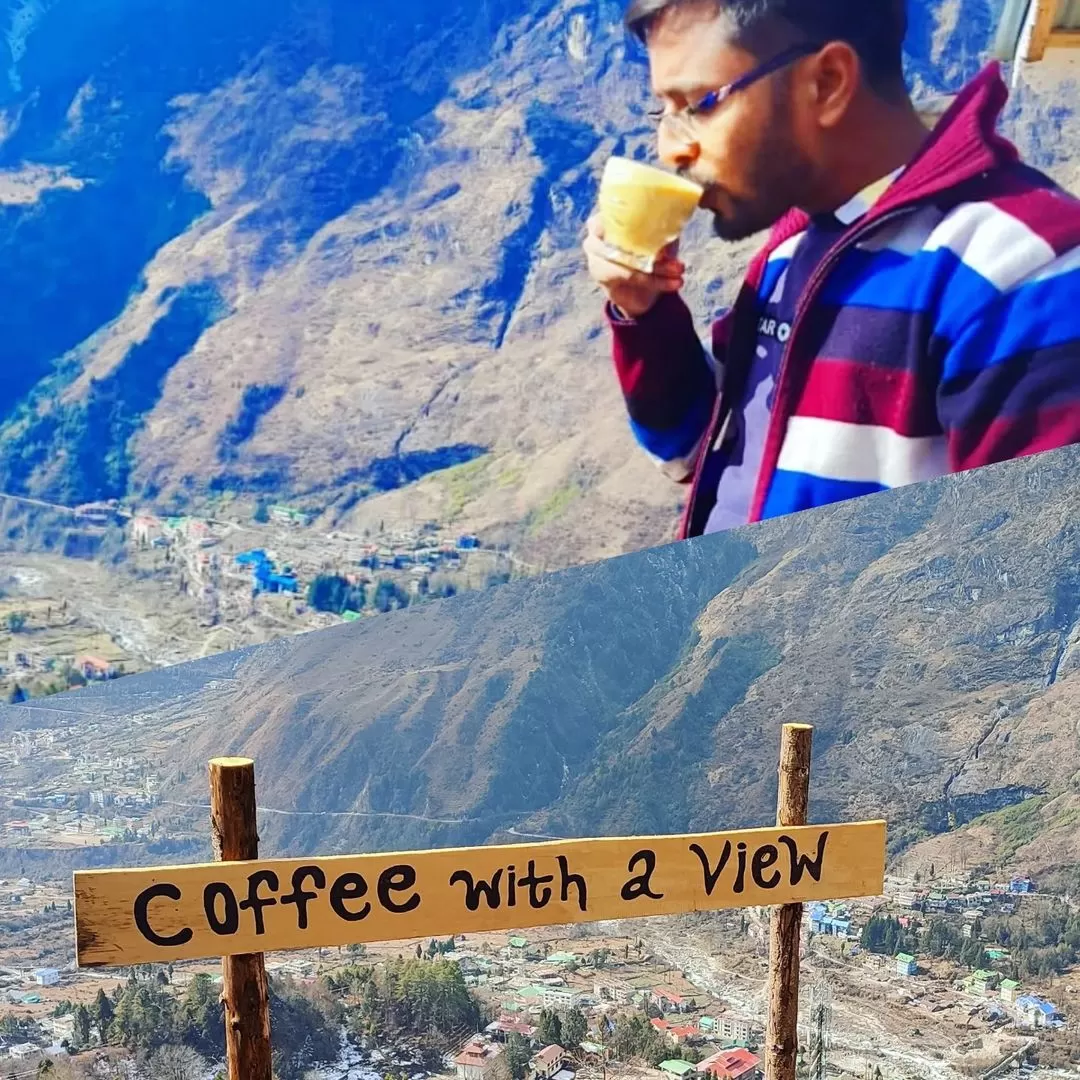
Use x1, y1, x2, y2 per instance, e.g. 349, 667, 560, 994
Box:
0, 0, 559, 426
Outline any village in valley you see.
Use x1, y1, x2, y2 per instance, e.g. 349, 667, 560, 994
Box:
0, 493, 522, 701
2, 498, 1080, 1076
1, 836, 1079, 1078
0, 507, 1078, 1077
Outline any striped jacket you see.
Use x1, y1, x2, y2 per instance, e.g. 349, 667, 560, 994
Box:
608, 62, 1080, 540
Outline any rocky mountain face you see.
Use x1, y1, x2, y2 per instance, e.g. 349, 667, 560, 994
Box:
8, 445, 1078, 882
3, 0, 1075, 569
178, 445, 1080, 877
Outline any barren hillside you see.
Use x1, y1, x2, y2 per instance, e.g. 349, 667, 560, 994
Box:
2, 0, 1074, 569
4, 445, 1079, 888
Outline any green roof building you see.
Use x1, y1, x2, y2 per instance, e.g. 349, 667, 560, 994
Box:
546, 952, 578, 965
658, 1062, 696, 1076
965, 969, 1000, 996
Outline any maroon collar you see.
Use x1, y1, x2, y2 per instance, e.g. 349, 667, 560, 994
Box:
760, 62, 1018, 256
874, 61, 1018, 215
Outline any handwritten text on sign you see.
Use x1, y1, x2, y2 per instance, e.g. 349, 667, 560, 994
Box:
73, 822, 886, 967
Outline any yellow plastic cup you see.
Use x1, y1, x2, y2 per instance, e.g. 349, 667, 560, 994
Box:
597, 156, 704, 273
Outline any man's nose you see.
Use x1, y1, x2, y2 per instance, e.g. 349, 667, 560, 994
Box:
657, 123, 700, 173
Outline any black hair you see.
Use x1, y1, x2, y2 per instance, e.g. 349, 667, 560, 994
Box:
624, 0, 909, 98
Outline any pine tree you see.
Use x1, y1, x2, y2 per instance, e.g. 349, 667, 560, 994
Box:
506, 1034, 532, 1080
538, 1009, 563, 1046
562, 1007, 588, 1048
94, 987, 114, 1042
71, 1004, 92, 1048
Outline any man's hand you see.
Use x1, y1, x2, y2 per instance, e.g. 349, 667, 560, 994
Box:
583, 212, 685, 319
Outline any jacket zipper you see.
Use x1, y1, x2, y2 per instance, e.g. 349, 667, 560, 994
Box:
677, 281, 761, 540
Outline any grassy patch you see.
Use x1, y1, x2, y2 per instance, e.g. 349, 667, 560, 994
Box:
525, 483, 581, 537
497, 465, 525, 490
442, 457, 491, 520
971, 795, 1049, 865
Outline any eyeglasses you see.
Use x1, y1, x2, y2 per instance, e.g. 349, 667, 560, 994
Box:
647, 42, 824, 142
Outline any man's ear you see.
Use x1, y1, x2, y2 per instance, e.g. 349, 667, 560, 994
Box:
804, 41, 861, 129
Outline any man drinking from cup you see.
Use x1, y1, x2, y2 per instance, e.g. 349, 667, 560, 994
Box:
584, 0, 1080, 540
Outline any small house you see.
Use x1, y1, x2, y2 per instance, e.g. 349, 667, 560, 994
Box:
697, 1049, 762, 1080
532, 1045, 567, 1080
77, 655, 118, 681
652, 1019, 698, 1046
820, 915, 851, 937
895, 953, 917, 977
659, 1062, 697, 1078
516, 986, 546, 1006
266, 572, 299, 594
131, 514, 161, 546
965, 969, 1000, 996
545, 951, 578, 966
1000, 979, 1020, 1004
33, 968, 59, 986
486, 1018, 538, 1044
1016, 995, 1062, 1028
269, 505, 312, 528
1009, 876, 1036, 895
808, 902, 852, 938
454, 1040, 508, 1080
652, 988, 689, 1013
595, 982, 637, 1005
1000, 0, 1080, 66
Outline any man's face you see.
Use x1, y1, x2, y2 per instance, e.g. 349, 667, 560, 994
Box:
647, 5, 818, 241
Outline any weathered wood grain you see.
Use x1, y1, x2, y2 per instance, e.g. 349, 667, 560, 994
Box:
210, 757, 272, 1080
74, 817, 886, 967
764, 725, 813, 1080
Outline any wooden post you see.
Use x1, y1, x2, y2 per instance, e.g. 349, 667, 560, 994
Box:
209, 757, 273, 1080
1025, 0, 1057, 61
764, 724, 813, 1080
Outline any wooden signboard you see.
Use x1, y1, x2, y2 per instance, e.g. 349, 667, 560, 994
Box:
71, 725, 878, 1080
74, 820, 885, 968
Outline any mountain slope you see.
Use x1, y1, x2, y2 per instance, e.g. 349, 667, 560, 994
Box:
187, 445, 1080, 867
5, 445, 1073, 876
2, 0, 1069, 568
